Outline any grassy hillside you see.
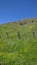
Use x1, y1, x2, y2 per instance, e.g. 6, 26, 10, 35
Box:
0, 18, 37, 65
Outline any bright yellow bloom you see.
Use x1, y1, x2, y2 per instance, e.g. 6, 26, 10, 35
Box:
24, 48, 27, 52
29, 26, 32, 30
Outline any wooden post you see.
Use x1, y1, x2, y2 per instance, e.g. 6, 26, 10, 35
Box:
18, 32, 20, 39
32, 31, 35, 38
32, 20, 33, 23
0, 35, 1, 38
6, 32, 9, 38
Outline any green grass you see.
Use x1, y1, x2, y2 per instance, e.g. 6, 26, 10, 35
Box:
0, 18, 37, 65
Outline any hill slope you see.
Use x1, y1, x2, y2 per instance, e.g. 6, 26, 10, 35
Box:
0, 18, 37, 65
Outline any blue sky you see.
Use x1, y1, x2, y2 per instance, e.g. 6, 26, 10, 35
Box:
0, 0, 37, 24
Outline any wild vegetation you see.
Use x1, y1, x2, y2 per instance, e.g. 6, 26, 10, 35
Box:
0, 18, 37, 65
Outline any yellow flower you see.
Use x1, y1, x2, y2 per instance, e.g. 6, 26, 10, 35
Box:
0, 53, 2, 56
29, 26, 32, 30
24, 48, 27, 52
